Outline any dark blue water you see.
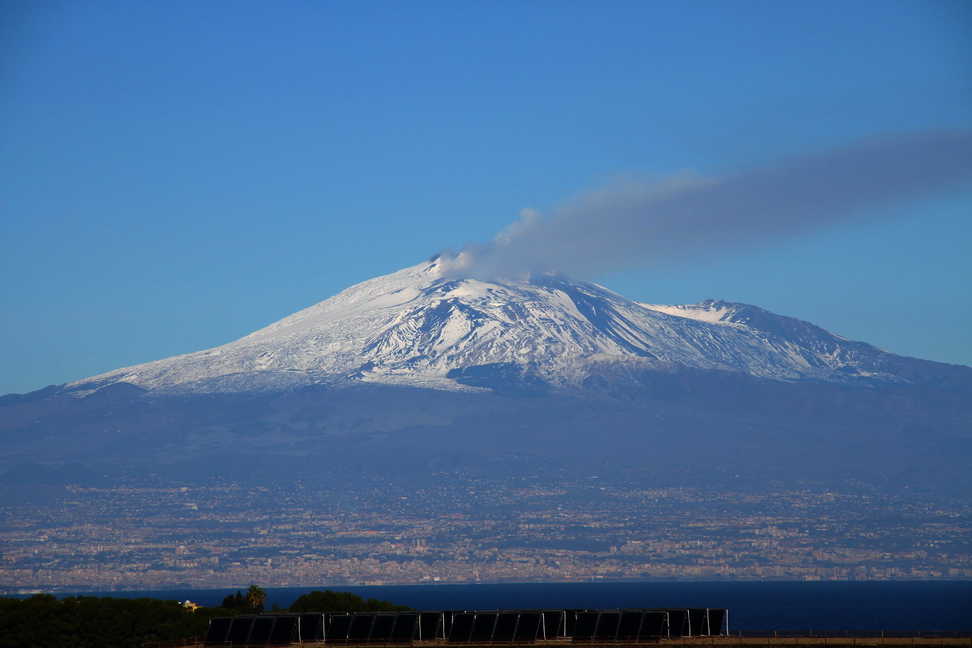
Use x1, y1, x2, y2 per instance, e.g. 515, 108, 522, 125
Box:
54, 581, 972, 632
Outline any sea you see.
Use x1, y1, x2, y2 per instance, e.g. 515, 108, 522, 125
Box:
36, 581, 972, 633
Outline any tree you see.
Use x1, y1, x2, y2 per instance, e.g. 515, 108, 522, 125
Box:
246, 584, 267, 614
220, 585, 267, 614
288, 590, 411, 613
220, 591, 246, 611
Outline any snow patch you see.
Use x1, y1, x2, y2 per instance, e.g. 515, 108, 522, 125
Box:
641, 302, 736, 324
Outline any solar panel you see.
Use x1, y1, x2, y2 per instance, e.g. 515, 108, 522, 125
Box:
371, 614, 397, 641
640, 611, 668, 639
541, 610, 566, 639
493, 612, 519, 640
248, 615, 275, 644
515, 611, 543, 640
327, 614, 354, 642
448, 612, 475, 642
563, 609, 586, 637
470, 612, 497, 641
391, 613, 419, 642
443, 610, 464, 638
666, 609, 690, 637
299, 613, 324, 642
617, 611, 643, 640
269, 615, 299, 644
226, 616, 255, 644
709, 608, 727, 635
204, 616, 232, 645
419, 612, 443, 640
688, 608, 709, 636
594, 611, 621, 639
572, 611, 599, 641
348, 613, 376, 641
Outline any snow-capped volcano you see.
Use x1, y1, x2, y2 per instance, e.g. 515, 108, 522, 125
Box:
68, 256, 949, 395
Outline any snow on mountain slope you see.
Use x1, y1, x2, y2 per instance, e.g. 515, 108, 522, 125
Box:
68, 256, 932, 395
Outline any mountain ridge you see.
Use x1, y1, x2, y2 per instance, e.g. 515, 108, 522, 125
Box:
57, 256, 972, 398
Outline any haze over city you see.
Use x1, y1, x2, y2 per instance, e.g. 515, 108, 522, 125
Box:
2, 0, 971, 397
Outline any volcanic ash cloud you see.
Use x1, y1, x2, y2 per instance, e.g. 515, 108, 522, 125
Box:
442, 130, 972, 281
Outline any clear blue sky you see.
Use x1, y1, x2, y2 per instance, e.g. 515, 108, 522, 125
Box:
1, 0, 970, 396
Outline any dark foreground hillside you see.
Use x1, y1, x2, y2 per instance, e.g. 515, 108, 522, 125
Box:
0, 595, 221, 648
0, 590, 406, 648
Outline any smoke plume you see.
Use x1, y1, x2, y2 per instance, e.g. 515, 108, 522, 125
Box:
443, 130, 972, 280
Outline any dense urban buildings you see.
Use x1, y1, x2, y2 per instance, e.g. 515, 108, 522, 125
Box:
2, 474, 968, 592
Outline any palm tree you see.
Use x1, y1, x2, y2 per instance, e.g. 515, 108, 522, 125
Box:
246, 584, 267, 614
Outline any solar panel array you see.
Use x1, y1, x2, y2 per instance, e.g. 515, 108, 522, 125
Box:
205, 607, 727, 646
204, 612, 322, 646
